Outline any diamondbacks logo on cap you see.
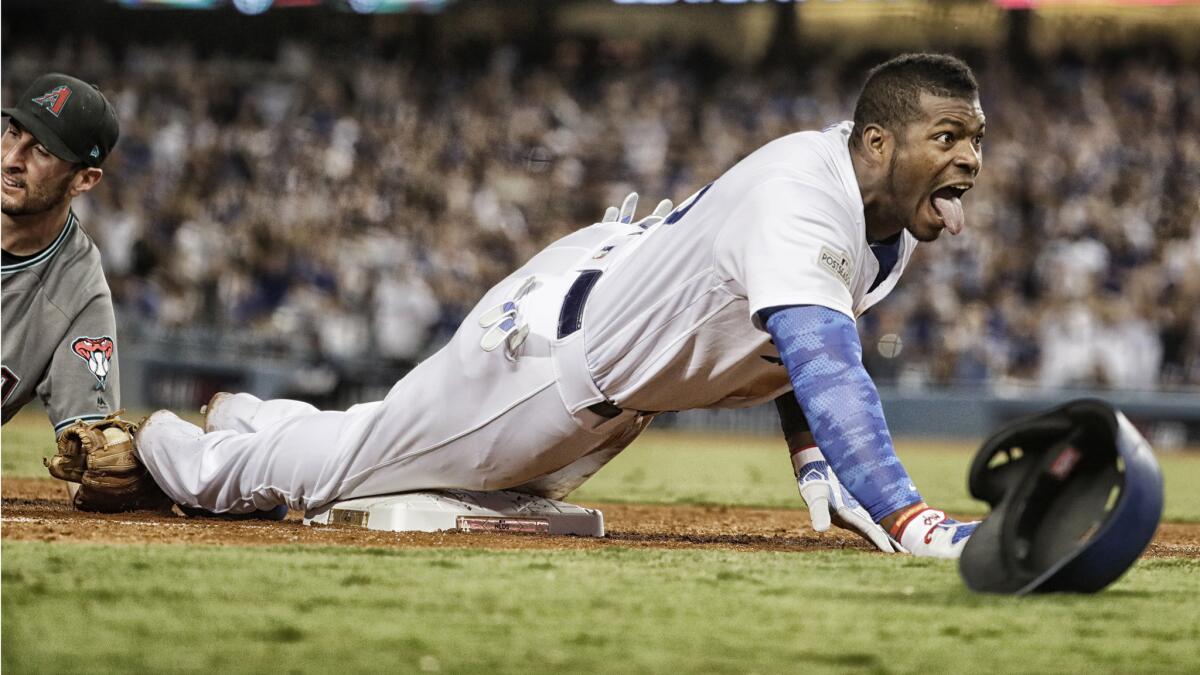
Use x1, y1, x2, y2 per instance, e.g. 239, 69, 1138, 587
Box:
32, 85, 72, 118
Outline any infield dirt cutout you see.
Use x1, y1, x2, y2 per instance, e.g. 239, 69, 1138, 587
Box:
3, 477, 1198, 558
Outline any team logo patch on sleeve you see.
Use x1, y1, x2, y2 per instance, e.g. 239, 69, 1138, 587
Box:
818, 246, 854, 289
71, 336, 114, 391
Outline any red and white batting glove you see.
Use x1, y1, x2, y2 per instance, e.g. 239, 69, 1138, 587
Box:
887, 503, 979, 559
793, 446, 899, 553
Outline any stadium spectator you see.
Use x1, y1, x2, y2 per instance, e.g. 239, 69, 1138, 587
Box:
3, 38, 1196, 390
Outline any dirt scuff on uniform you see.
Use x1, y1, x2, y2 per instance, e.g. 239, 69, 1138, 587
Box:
3, 477, 1197, 558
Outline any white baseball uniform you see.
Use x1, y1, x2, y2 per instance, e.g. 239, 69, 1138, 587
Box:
136, 121, 917, 516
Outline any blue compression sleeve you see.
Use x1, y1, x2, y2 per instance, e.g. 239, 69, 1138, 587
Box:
763, 305, 921, 521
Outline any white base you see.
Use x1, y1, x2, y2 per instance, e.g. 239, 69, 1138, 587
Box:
303, 489, 604, 537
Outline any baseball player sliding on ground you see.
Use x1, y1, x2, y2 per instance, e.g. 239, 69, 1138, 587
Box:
63, 54, 986, 557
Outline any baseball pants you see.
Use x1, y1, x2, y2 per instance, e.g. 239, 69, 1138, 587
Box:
136, 222, 652, 516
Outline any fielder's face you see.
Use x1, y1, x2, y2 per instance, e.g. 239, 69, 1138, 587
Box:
1, 120, 82, 217
887, 92, 985, 242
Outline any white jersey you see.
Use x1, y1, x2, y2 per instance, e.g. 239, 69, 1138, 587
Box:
583, 121, 917, 412
137, 121, 920, 516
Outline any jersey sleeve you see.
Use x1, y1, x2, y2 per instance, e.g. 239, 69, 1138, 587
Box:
37, 295, 121, 435
721, 177, 860, 326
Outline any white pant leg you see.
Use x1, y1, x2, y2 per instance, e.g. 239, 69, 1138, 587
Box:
204, 393, 315, 433
139, 359, 640, 514
512, 414, 655, 500
139, 404, 388, 513
138, 221, 638, 514
206, 392, 382, 434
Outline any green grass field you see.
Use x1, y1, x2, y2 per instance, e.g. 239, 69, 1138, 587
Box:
4, 410, 1200, 673
5, 543, 1199, 674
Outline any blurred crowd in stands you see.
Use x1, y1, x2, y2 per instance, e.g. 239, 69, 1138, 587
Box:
3, 36, 1198, 391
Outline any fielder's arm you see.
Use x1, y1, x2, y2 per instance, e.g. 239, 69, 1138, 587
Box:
39, 294, 121, 436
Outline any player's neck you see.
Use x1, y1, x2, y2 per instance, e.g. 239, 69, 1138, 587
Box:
1, 202, 72, 256
862, 207, 903, 242
850, 150, 905, 243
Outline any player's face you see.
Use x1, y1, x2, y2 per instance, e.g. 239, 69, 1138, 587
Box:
1, 121, 79, 217
887, 93, 985, 242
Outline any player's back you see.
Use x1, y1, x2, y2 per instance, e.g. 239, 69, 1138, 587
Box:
581, 125, 863, 412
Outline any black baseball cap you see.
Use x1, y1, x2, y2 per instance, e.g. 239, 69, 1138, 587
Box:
2, 73, 120, 167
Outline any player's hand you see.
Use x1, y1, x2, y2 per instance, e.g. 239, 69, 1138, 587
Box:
887, 504, 979, 559
794, 447, 899, 553
602, 192, 673, 229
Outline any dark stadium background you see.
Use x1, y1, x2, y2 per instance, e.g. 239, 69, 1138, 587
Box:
3, 0, 1197, 444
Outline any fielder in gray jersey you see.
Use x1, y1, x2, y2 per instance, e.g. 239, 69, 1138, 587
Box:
2, 73, 122, 435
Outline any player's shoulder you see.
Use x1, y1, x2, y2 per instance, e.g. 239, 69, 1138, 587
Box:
717, 124, 858, 222
728, 123, 856, 196
43, 214, 114, 305
60, 217, 107, 274
763, 122, 850, 154
740, 130, 829, 170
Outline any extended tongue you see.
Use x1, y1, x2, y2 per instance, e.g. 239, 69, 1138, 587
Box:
933, 195, 964, 235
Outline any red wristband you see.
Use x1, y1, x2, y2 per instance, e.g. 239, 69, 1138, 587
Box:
888, 502, 929, 539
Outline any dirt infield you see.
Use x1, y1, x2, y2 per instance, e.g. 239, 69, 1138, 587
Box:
3, 477, 1198, 558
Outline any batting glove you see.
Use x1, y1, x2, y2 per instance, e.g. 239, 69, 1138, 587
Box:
887, 504, 979, 559
602, 192, 673, 229
793, 446, 899, 553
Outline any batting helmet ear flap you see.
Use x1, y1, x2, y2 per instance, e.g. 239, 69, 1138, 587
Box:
960, 399, 1163, 595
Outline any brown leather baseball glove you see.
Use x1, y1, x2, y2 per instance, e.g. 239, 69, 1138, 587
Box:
45, 413, 171, 513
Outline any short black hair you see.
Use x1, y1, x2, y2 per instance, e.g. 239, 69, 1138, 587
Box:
851, 53, 978, 149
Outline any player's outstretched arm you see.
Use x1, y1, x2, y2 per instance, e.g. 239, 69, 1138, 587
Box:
774, 394, 897, 552
762, 305, 978, 559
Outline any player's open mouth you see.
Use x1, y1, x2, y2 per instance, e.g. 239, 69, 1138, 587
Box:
1, 175, 24, 191
929, 183, 971, 235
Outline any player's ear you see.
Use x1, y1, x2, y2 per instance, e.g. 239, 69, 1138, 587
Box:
70, 167, 104, 197
859, 124, 890, 164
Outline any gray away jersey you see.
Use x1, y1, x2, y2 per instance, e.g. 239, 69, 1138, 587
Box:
2, 211, 120, 434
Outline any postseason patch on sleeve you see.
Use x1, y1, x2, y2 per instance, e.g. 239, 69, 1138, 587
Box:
818, 246, 853, 289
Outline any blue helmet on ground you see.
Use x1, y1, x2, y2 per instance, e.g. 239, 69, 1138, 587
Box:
959, 398, 1163, 595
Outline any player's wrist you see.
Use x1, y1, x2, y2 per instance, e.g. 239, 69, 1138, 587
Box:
880, 500, 928, 535
789, 444, 821, 475
887, 505, 979, 559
